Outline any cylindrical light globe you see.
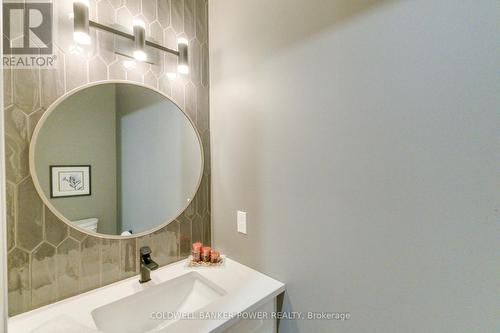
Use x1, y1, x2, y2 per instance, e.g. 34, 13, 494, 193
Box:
73, 0, 90, 45
177, 38, 189, 74
133, 20, 147, 62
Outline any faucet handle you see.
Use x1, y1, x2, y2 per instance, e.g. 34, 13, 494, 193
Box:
140, 246, 152, 257
139, 246, 158, 283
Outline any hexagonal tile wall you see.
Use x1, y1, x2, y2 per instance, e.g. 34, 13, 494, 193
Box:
3, 0, 210, 316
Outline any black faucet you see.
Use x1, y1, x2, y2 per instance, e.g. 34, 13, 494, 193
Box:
139, 246, 159, 283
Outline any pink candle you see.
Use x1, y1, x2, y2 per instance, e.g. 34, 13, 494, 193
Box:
191, 242, 202, 262
201, 246, 211, 262
210, 250, 220, 263
192, 242, 202, 252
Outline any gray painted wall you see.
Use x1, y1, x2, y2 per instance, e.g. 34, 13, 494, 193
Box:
35, 85, 118, 234
209, 1, 499, 332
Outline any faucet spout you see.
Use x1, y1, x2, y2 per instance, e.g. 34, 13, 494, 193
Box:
139, 246, 158, 283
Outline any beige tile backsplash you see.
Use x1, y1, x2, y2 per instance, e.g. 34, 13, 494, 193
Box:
4, 0, 210, 316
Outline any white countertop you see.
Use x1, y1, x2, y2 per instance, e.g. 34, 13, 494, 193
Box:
9, 257, 285, 333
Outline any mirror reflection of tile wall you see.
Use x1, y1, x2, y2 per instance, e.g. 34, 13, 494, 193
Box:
4, 0, 210, 316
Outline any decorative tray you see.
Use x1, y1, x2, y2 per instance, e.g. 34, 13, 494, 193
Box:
187, 255, 225, 268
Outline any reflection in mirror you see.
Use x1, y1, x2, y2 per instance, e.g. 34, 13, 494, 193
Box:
31, 83, 203, 236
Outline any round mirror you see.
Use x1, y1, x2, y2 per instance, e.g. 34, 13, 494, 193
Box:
30, 82, 203, 237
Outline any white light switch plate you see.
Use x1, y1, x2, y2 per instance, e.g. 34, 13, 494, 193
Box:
237, 211, 247, 234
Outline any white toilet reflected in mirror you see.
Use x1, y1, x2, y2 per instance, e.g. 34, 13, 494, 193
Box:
72, 217, 99, 232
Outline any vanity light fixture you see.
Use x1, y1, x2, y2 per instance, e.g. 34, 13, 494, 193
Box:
132, 19, 147, 62
73, 0, 90, 45
71, 0, 188, 73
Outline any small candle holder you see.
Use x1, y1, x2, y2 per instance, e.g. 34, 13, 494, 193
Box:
188, 243, 224, 267
187, 255, 224, 267
191, 250, 200, 262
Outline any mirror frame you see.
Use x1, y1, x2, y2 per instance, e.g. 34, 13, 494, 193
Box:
29, 80, 204, 239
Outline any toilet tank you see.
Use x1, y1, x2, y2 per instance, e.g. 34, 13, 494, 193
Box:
72, 218, 99, 232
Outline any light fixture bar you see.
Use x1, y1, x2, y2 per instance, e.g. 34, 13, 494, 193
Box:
88, 20, 180, 56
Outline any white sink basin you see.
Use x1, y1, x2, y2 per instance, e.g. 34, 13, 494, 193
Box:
91, 272, 226, 333
9, 258, 285, 333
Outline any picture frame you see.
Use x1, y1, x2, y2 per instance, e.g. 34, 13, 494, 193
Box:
50, 165, 91, 198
